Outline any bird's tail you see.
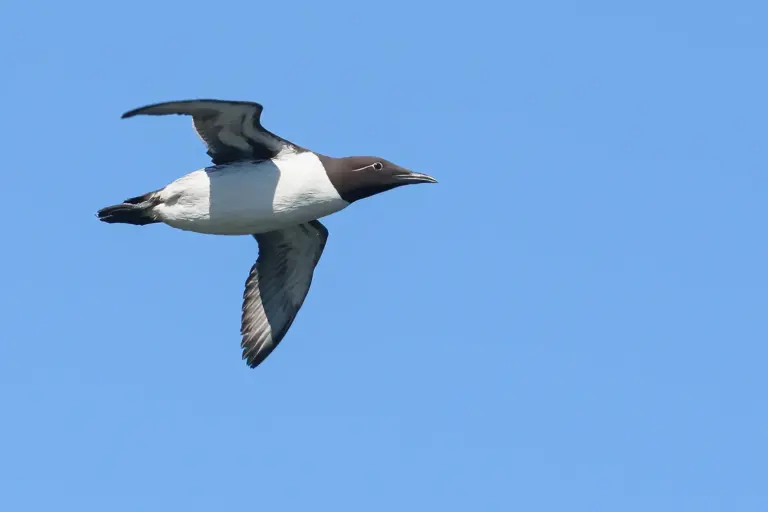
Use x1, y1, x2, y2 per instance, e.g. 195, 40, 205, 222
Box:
97, 192, 160, 226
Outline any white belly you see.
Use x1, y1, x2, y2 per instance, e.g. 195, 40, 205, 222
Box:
154, 152, 349, 235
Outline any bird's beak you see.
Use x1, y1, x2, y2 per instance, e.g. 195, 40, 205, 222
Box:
395, 170, 438, 184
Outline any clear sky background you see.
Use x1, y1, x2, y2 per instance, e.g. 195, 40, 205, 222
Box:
1, 1, 767, 510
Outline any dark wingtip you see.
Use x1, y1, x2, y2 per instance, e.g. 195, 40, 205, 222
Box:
120, 98, 266, 121
120, 102, 161, 119
120, 108, 140, 119
242, 352, 260, 370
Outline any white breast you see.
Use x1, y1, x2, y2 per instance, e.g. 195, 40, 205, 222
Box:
154, 152, 349, 235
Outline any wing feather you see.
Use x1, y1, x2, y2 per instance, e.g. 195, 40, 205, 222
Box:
121, 99, 303, 164
240, 221, 329, 369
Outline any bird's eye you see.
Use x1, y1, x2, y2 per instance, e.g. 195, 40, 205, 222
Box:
373, 162, 384, 171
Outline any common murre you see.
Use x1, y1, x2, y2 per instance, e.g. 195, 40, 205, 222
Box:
97, 99, 437, 369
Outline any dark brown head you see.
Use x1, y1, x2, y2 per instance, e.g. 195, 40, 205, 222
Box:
319, 155, 438, 203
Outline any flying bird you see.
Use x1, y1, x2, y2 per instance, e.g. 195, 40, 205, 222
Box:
97, 99, 437, 369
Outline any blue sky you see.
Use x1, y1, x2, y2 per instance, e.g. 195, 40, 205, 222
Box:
1, 0, 767, 510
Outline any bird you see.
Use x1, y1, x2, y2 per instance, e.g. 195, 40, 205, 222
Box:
97, 99, 437, 369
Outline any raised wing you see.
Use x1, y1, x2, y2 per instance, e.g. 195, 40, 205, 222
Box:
240, 221, 329, 369
121, 99, 304, 165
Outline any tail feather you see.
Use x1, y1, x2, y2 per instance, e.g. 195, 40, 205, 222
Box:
97, 192, 159, 226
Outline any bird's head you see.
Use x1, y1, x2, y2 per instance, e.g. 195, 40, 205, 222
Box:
322, 155, 437, 203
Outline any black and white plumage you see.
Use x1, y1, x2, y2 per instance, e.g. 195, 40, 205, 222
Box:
99, 98, 437, 369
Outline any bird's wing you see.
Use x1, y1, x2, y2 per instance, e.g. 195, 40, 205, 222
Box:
240, 220, 329, 369
121, 99, 303, 165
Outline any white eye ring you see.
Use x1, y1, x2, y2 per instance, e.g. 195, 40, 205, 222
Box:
373, 162, 384, 170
